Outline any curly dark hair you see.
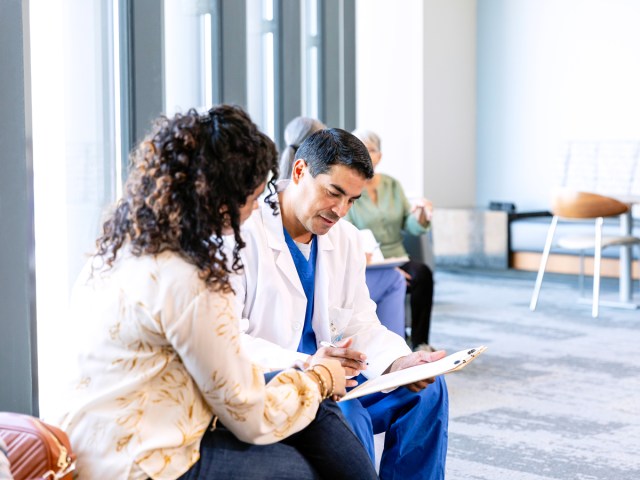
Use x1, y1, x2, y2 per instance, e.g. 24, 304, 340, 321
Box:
94, 105, 279, 292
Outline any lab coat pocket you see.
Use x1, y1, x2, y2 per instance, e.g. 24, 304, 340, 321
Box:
328, 306, 353, 343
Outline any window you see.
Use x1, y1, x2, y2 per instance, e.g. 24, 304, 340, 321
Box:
302, 0, 322, 119
247, 0, 279, 140
30, 0, 119, 419
164, 0, 218, 115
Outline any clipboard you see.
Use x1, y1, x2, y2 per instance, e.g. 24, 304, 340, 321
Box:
339, 346, 487, 402
366, 256, 409, 270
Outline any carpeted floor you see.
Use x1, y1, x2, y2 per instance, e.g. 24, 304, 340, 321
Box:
430, 268, 640, 480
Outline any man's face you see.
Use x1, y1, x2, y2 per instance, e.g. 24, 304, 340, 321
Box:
292, 160, 366, 236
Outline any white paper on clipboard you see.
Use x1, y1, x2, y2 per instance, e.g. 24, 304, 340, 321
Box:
366, 256, 409, 269
358, 229, 384, 263
339, 346, 487, 402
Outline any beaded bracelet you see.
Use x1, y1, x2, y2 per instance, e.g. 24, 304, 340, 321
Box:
305, 369, 328, 399
311, 363, 335, 398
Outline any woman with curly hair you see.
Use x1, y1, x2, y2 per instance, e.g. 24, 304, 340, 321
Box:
56, 105, 377, 480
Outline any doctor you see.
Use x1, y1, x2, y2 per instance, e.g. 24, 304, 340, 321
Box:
233, 128, 449, 480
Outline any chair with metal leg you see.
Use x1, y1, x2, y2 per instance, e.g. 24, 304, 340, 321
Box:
530, 190, 640, 317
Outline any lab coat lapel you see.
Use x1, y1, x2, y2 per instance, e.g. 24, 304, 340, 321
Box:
261, 202, 305, 297
313, 232, 335, 342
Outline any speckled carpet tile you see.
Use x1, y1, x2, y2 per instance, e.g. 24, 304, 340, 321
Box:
430, 269, 640, 480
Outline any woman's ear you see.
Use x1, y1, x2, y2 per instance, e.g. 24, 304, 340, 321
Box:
292, 158, 307, 184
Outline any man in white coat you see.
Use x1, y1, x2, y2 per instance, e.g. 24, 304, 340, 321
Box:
233, 128, 449, 480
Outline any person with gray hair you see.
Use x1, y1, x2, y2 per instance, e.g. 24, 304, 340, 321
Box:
278, 116, 327, 180
348, 129, 435, 351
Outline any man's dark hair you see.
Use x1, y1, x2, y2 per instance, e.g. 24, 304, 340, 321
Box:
294, 128, 374, 179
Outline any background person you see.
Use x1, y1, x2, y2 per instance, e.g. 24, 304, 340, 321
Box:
56, 106, 376, 480
347, 129, 435, 350
279, 116, 327, 180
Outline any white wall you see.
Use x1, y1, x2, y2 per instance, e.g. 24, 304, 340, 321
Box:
355, 0, 477, 207
355, 0, 424, 199
423, 0, 477, 208
477, 0, 640, 211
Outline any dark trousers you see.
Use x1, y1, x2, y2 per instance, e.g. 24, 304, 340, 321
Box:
178, 400, 378, 480
400, 259, 434, 346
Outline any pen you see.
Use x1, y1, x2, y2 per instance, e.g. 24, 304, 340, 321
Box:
320, 341, 368, 365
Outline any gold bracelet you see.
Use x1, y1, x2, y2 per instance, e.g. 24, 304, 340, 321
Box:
311, 364, 335, 398
305, 369, 328, 399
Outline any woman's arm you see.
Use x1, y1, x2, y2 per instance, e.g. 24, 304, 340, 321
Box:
164, 289, 335, 444
396, 179, 431, 236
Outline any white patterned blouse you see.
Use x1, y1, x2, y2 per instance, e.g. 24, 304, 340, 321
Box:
57, 249, 321, 480
0, 437, 12, 480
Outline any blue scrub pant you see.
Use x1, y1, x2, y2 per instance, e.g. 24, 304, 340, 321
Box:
365, 268, 407, 337
339, 375, 449, 480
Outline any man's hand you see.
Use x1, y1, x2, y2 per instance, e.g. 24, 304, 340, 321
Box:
384, 349, 446, 392
309, 338, 367, 388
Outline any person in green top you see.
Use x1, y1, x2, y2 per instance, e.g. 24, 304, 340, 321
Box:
346, 129, 435, 351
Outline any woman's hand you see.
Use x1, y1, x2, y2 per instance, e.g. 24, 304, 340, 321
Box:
309, 358, 347, 400
411, 198, 433, 227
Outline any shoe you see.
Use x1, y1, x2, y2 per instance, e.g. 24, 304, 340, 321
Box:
414, 343, 435, 353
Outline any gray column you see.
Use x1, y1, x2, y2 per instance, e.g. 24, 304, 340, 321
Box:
125, 0, 165, 150
220, 0, 247, 106
321, 0, 355, 131
0, 0, 39, 415
278, 0, 302, 149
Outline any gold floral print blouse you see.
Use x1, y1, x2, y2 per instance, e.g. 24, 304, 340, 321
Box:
57, 250, 322, 480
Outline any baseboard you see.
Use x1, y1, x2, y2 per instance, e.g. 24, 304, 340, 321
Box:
511, 252, 640, 279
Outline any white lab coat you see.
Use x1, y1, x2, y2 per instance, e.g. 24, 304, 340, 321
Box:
232, 196, 411, 379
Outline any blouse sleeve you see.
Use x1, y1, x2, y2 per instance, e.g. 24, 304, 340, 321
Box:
397, 178, 430, 236
164, 288, 322, 445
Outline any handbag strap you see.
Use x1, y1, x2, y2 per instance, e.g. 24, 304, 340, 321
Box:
32, 419, 76, 479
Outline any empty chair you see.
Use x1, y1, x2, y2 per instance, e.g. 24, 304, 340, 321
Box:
530, 190, 640, 317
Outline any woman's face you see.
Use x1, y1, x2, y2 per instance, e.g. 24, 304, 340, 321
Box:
221, 181, 266, 235
363, 139, 382, 170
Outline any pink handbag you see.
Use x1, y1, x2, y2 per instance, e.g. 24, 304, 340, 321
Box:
0, 412, 75, 480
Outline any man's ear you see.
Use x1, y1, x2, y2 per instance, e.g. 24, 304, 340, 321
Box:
292, 158, 307, 185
